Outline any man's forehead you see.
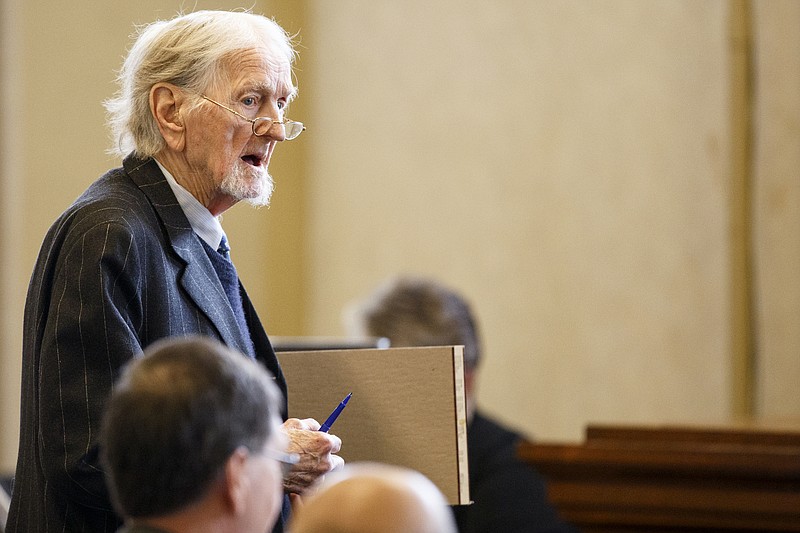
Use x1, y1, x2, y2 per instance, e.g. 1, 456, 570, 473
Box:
224, 54, 294, 96
240, 78, 290, 95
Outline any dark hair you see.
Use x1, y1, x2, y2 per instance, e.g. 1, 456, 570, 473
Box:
353, 277, 482, 369
100, 336, 282, 517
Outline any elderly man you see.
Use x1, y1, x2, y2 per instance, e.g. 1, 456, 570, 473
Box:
7, 10, 340, 533
100, 336, 292, 533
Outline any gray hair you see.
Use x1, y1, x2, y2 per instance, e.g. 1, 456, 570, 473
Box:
104, 10, 297, 157
100, 335, 284, 518
350, 277, 482, 369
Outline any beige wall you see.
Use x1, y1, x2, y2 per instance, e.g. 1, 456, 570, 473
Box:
304, 0, 733, 440
1, 0, 798, 472
752, 1, 800, 419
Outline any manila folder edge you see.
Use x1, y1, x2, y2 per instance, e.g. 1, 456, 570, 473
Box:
276, 345, 470, 505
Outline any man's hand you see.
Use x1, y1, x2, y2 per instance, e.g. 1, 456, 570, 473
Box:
282, 418, 344, 494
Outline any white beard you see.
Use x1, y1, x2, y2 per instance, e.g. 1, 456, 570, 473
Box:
220, 163, 274, 207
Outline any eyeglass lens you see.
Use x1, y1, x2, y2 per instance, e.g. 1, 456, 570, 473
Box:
253, 118, 304, 140
264, 449, 300, 476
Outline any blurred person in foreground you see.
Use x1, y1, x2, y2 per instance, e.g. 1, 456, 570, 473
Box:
100, 336, 293, 533
348, 276, 578, 533
8, 10, 340, 533
289, 462, 457, 533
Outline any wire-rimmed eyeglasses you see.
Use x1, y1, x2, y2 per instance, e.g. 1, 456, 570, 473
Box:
261, 448, 300, 477
201, 95, 305, 140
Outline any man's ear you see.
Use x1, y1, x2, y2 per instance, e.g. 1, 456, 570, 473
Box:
223, 447, 251, 515
150, 82, 187, 152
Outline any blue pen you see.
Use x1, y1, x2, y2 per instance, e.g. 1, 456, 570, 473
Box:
319, 392, 352, 433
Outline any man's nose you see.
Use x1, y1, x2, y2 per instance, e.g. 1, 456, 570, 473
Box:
264, 121, 287, 142
258, 103, 287, 141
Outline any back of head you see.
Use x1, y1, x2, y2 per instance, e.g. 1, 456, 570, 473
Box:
100, 335, 282, 519
289, 463, 457, 533
349, 276, 481, 369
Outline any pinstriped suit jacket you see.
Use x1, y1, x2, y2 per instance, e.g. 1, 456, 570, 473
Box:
7, 155, 287, 533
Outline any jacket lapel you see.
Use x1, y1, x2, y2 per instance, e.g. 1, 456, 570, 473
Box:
122, 155, 254, 356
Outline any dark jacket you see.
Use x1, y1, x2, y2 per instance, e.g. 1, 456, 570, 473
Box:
7, 155, 286, 533
452, 411, 578, 533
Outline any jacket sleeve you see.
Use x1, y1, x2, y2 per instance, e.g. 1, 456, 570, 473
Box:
37, 219, 145, 510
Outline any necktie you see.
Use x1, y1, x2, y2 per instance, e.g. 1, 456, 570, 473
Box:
204, 236, 255, 357
217, 235, 231, 261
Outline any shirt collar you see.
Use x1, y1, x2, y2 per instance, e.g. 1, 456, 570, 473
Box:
154, 159, 227, 251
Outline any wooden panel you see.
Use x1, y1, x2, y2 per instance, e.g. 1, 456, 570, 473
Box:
518, 424, 800, 532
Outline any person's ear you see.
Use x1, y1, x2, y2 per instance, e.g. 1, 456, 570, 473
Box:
464, 367, 477, 397
223, 447, 251, 515
150, 82, 187, 152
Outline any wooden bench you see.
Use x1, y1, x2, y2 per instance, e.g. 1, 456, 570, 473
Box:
518, 424, 800, 532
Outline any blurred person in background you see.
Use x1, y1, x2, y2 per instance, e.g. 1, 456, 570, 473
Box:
348, 276, 578, 533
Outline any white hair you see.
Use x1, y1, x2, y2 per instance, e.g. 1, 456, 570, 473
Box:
104, 10, 297, 158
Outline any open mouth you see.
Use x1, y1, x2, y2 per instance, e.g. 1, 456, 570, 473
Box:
242, 155, 263, 167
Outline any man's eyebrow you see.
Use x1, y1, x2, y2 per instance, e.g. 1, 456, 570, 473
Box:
240, 81, 273, 94
238, 79, 296, 102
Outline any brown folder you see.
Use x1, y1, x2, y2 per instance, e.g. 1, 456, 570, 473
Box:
276, 345, 470, 505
